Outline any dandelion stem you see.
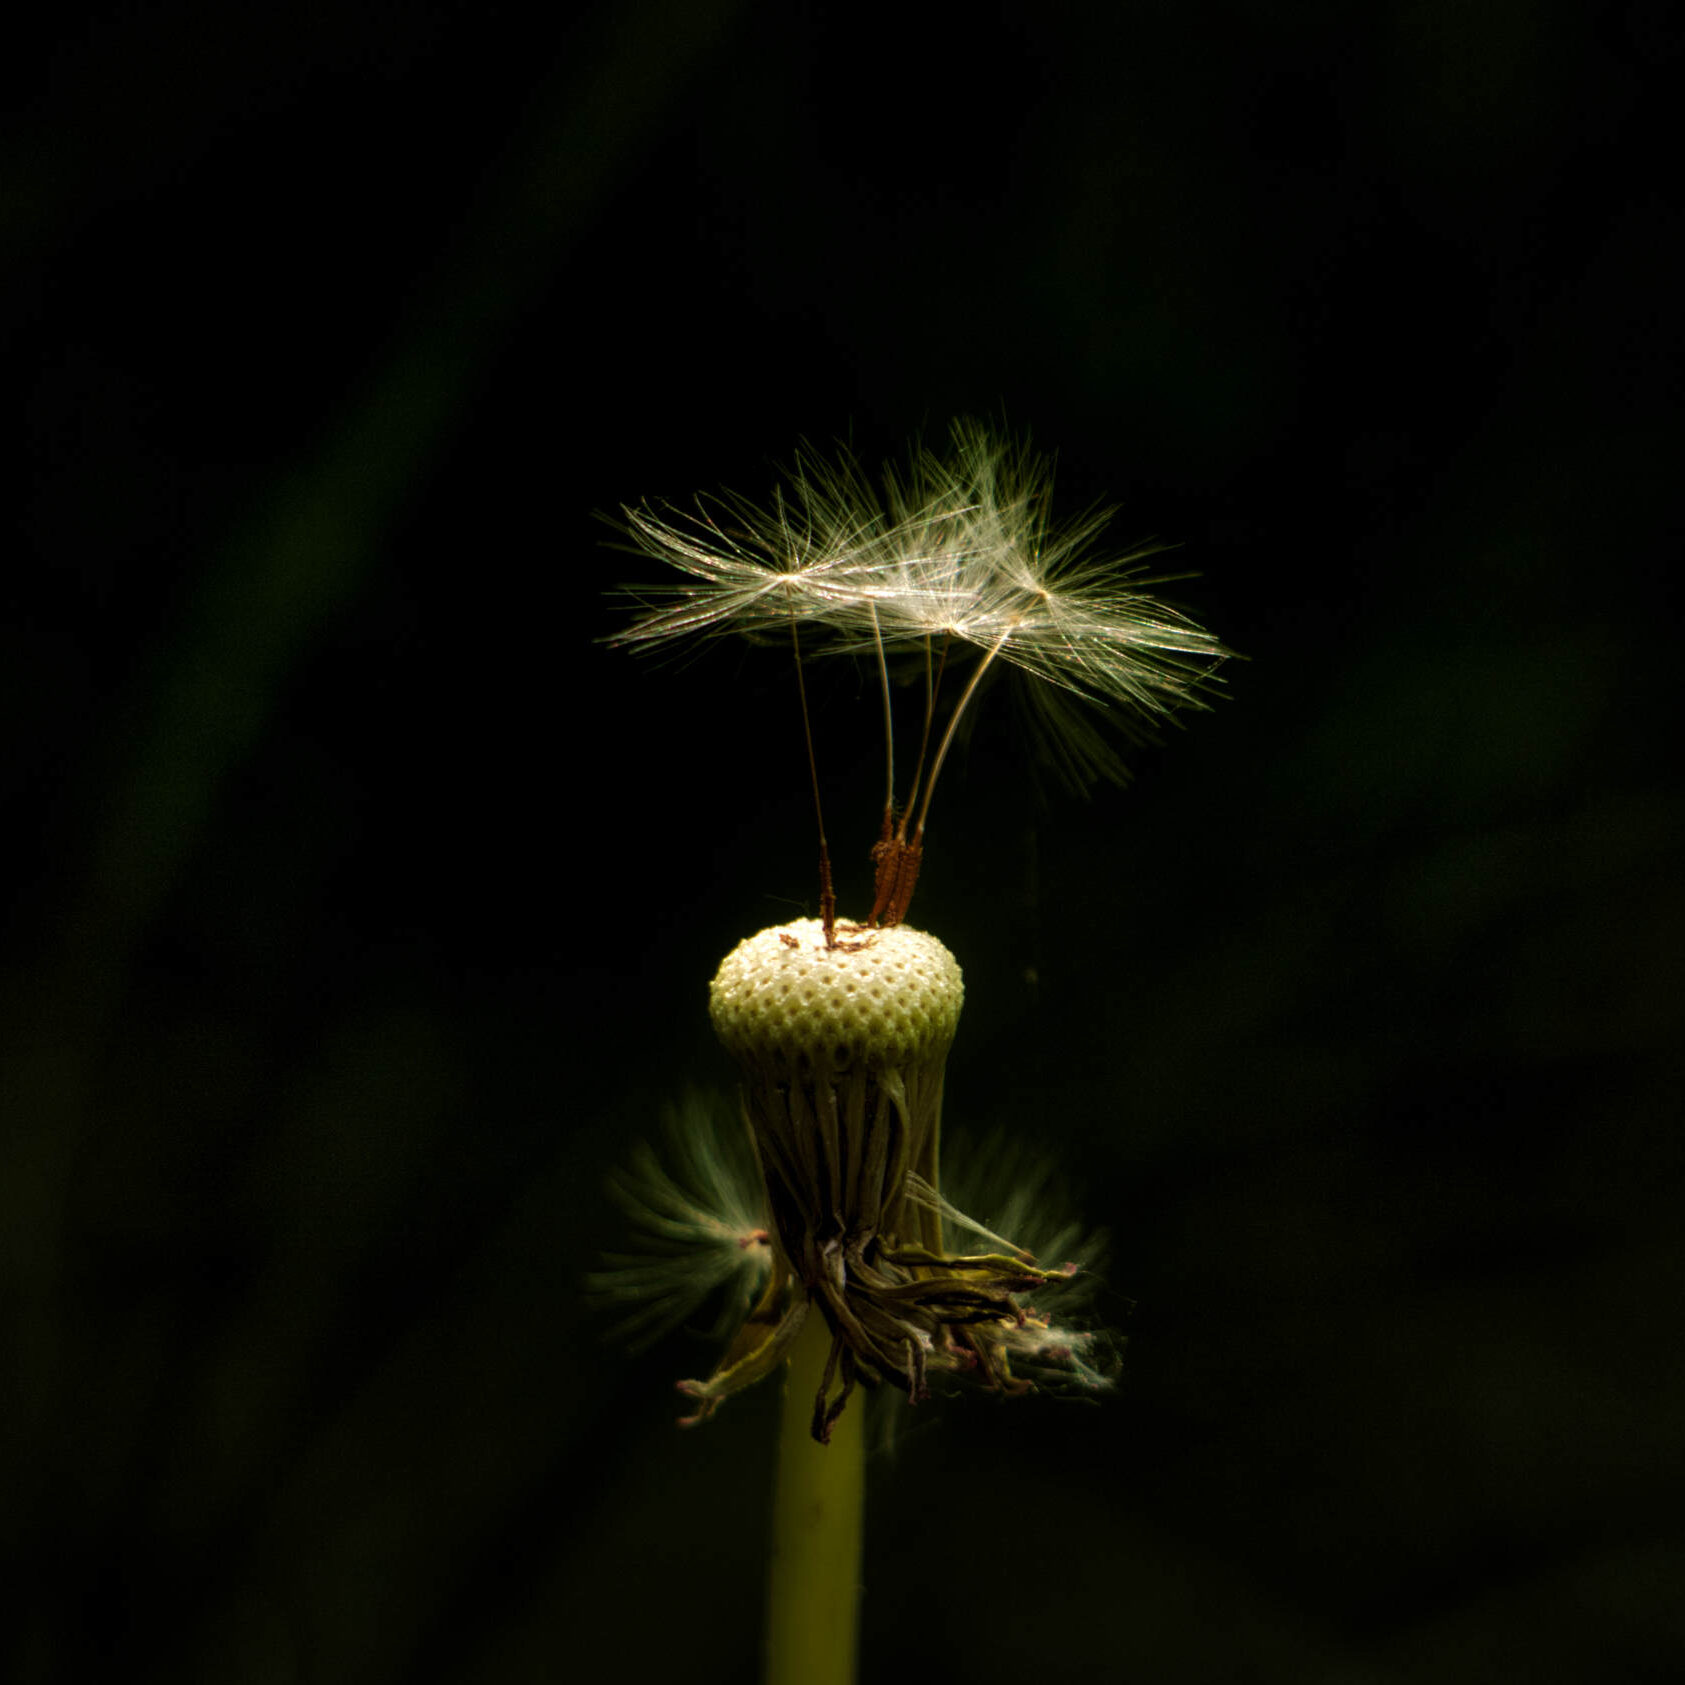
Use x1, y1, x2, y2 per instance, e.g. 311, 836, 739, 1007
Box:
764, 1311, 864, 1685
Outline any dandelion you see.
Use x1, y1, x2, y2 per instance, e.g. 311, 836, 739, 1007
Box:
597, 421, 1226, 1685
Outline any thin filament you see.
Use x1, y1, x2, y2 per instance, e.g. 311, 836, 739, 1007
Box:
787, 608, 836, 945
913, 623, 1014, 838
871, 603, 894, 820
897, 633, 949, 844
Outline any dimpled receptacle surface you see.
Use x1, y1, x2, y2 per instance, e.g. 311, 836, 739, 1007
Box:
709, 920, 963, 1071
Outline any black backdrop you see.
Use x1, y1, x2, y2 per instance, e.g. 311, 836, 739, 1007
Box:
5, 3, 1681, 1680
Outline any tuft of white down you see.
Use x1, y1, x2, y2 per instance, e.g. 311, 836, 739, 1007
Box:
709, 920, 963, 1072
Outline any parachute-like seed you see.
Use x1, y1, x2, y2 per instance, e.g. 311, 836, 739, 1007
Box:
607, 422, 1229, 800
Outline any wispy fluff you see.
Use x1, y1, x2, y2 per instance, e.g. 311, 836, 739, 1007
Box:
586, 1093, 773, 1351
609, 420, 1228, 773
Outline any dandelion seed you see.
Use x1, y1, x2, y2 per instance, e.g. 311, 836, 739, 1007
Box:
608, 422, 1227, 719
606, 422, 1227, 926
604, 443, 890, 652
844, 423, 1227, 795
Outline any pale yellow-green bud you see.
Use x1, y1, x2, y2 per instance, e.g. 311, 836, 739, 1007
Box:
709, 919, 963, 1074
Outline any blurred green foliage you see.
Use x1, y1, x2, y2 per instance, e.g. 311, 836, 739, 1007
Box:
3, 2, 1680, 1681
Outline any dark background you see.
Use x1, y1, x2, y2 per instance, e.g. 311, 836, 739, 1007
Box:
5, 2, 1681, 1680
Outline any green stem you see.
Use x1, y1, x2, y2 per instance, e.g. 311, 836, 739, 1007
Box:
764, 1310, 864, 1685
